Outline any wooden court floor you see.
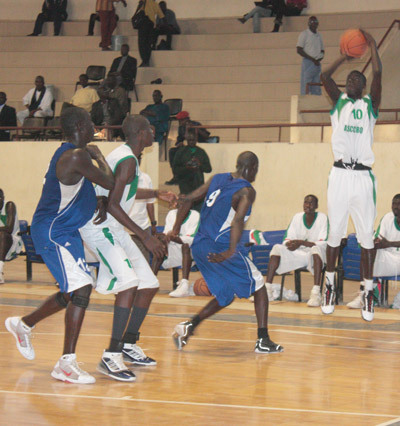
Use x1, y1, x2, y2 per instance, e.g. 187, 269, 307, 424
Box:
1, 258, 400, 425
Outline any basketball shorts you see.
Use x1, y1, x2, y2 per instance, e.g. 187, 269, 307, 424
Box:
161, 242, 185, 269
373, 249, 400, 277
5, 235, 23, 261
271, 243, 326, 275
191, 236, 264, 307
327, 167, 377, 249
80, 223, 159, 295
33, 230, 93, 293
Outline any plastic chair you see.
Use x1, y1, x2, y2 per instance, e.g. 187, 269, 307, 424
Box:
16, 117, 47, 141
162, 98, 183, 160
44, 116, 63, 140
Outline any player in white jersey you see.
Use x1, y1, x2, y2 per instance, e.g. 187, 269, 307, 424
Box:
348, 194, 400, 308
265, 195, 328, 307
81, 115, 175, 381
0, 189, 23, 283
151, 199, 200, 297
320, 31, 382, 321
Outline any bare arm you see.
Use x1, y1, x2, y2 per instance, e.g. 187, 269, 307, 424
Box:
320, 55, 347, 104
0, 202, 16, 233
296, 47, 320, 65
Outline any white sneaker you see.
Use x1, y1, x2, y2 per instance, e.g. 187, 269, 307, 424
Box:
122, 343, 157, 366
347, 290, 364, 309
169, 279, 191, 297
321, 284, 335, 315
97, 351, 136, 382
361, 290, 374, 322
307, 286, 322, 307
266, 283, 273, 301
51, 354, 96, 384
5, 317, 35, 360
0, 272, 4, 284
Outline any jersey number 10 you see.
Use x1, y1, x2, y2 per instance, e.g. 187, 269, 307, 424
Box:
352, 109, 363, 120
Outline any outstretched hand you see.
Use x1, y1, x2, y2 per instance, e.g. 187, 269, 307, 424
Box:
158, 191, 178, 204
360, 29, 375, 46
208, 250, 234, 263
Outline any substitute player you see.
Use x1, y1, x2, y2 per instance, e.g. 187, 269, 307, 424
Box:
320, 30, 382, 321
5, 107, 114, 384
171, 151, 283, 353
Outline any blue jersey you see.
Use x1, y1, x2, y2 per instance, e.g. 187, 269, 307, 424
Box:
31, 142, 97, 253
194, 173, 252, 247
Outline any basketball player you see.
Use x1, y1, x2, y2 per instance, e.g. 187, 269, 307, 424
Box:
5, 107, 114, 384
80, 115, 176, 381
320, 30, 382, 321
171, 151, 283, 353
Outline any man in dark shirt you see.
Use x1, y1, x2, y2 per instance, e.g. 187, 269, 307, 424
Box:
153, 1, 180, 50
140, 90, 170, 144
0, 92, 17, 141
109, 44, 137, 92
28, 0, 68, 36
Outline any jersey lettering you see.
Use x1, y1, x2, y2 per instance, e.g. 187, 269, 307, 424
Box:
352, 109, 363, 120
206, 189, 221, 207
77, 257, 90, 273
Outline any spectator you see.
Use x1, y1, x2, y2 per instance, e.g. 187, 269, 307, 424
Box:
296, 16, 324, 95
153, 1, 180, 50
238, 1, 272, 33
17, 76, 54, 124
271, 0, 307, 32
109, 44, 137, 92
99, 74, 129, 115
91, 90, 125, 137
128, 154, 157, 264
70, 74, 99, 113
173, 128, 212, 212
140, 90, 170, 144
28, 0, 68, 36
88, 10, 119, 36
152, 198, 200, 297
347, 194, 400, 309
96, 0, 127, 51
0, 189, 23, 284
265, 195, 328, 306
132, 0, 165, 67
0, 92, 17, 141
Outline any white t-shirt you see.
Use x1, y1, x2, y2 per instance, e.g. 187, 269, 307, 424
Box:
330, 93, 378, 167
164, 209, 200, 246
129, 171, 155, 230
375, 212, 400, 254
284, 211, 328, 249
296, 29, 324, 60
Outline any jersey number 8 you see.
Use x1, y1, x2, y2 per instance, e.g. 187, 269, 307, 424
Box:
206, 189, 221, 207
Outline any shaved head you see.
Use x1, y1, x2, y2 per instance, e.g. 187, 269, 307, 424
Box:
236, 151, 259, 182
122, 115, 151, 139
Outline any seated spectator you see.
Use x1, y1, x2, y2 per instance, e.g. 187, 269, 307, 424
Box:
347, 194, 400, 309
91, 90, 125, 137
109, 44, 137, 92
238, 1, 273, 33
173, 128, 212, 212
129, 154, 157, 264
28, 0, 68, 36
140, 90, 170, 144
17, 76, 54, 124
152, 198, 200, 297
166, 110, 217, 185
70, 74, 99, 112
0, 189, 23, 284
87, 11, 119, 36
265, 194, 328, 306
271, 0, 307, 32
0, 92, 17, 141
153, 1, 180, 50
100, 74, 129, 115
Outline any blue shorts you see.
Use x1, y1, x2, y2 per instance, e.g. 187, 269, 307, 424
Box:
191, 235, 264, 307
33, 228, 93, 293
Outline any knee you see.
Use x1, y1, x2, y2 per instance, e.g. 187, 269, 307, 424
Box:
70, 284, 92, 309
270, 244, 283, 257
182, 243, 190, 254
55, 291, 70, 308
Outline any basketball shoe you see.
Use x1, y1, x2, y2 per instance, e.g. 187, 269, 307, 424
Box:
122, 343, 157, 366
51, 354, 95, 384
347, 290, 364, 309
361, 290, 374, 322
307, 285, 322, 307
321, 283, 335, 314
169, 279, 191, 297
5, 316, 35, 360
97, 351, 136, 382
255, 338, 284, 354
172, 321, 194, 350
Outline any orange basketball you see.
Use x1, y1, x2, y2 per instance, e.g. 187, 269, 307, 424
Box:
193, 277, 212, 296
340, 29, 368, 58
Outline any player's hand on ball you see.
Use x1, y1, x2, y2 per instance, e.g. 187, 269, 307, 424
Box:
359, 29, 374, 46
208, 250, 234, 263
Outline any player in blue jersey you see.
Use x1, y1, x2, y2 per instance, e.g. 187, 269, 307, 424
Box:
5, 107, 114, 384
171, 151, 283, 354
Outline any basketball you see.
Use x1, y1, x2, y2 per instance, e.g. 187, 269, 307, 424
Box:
340, 29, 368, 58
193, 277, 212, 296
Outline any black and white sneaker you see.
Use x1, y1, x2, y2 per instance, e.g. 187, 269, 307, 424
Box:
122, 343, 157, 366
97, 351, 136, 382
361, 290, 374, 322
254, 338, 284, 354
172, 321, 194, 350
321, 284, 336, 315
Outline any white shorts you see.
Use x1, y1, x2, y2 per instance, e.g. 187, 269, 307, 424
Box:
80, 223, 159, 295
373, 249, 400, 277
161, 242, 184, 269
5, 235, 23, 261
271, 243, 326, 275
327, 167, 377, 249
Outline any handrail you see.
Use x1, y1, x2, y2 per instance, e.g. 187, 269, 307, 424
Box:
305, 19, 400, 94
299, 108, 400, 121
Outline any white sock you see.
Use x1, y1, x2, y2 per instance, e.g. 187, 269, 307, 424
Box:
325, 272, 335, 287
364, 279, 373, 292
266, 282, 273, 288
312, 285, 320, 292
0, 261, 4, 273
61, 353, 76, 361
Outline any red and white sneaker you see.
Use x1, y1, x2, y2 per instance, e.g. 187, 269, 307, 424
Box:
5, 316, 35, 360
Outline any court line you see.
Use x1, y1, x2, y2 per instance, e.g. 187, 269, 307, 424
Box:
0, 389, 397, 419
376, 418, 400, 426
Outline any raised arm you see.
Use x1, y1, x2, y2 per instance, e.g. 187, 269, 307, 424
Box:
320, 55, 347, 104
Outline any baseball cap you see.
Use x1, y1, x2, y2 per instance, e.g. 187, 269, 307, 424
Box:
176, 111, 189, 120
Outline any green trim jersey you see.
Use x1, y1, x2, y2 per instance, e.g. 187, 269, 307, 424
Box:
330, 93, 378, 167
284, 212, 328, 248
95, 143, 139, 228
164, 209, 200, 247
374, 212, 400, 253
0, 200, 23, 257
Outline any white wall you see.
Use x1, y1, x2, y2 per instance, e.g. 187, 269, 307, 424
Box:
1, 0, 400, 21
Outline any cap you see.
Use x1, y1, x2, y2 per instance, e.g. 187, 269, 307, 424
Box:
176, 111, 189, 120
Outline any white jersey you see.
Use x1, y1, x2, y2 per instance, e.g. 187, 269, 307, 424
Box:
375, 212, 400, 254
284, 212, 328, 249
330, 93, 378, 167
95, 143, 139, 229
129, 171, 155, 231
164, 209, 200, 246
0, 200, 23, 256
